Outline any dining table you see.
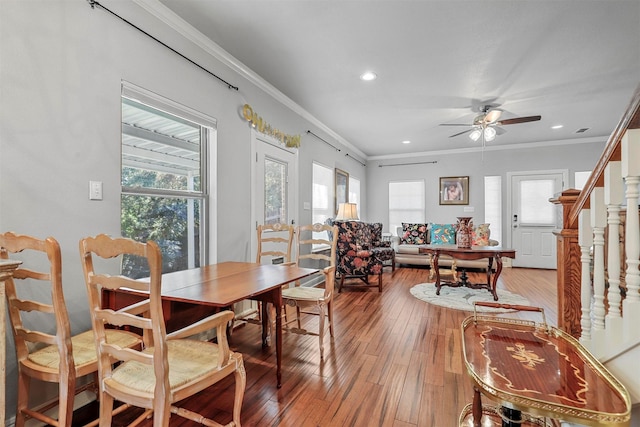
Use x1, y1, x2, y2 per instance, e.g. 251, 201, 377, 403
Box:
102, 261, 318, 388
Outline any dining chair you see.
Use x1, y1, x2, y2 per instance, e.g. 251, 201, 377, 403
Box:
281, 223, 338, 359
233, 223, 295, 332
79, 234, 246, 427
0, 231, 142, 427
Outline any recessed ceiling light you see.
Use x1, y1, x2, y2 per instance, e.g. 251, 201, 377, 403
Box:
551, 125, 563, 129
360, 71, 377, 81
402, 140, 411, 144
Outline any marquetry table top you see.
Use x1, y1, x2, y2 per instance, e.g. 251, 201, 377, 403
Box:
461, 315, 631, 426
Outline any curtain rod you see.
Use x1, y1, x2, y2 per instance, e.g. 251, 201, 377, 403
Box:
87, 0, 239, 91
306, 130, 340, 151
378, 160, 438, 167
345, 153, 366, 167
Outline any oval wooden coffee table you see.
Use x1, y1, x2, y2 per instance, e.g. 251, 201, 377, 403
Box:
419, 245, 516, 301
460, 303, 631, 427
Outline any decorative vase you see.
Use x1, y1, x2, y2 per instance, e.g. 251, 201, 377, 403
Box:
456, 217, 473, 248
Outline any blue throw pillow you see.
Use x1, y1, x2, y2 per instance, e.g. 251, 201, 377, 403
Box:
430, 224, 456, 245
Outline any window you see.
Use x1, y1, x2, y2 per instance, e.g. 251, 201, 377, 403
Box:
349, 176, 361, 217
264, 157, 287, 225
121, 83, 215, 278
389, 180, 425, 235
484, 176, 502, 245
519, 179, 556, 225
574, 171, 590, 190
312, 162, 333, 225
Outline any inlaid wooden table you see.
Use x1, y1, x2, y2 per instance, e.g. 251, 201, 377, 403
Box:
419, 245, 516, 301
0, 259, 22, 426
460, 304, 631, 427
103, 261, 318, 388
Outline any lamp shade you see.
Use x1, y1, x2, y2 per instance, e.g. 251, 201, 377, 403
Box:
335, 202, 359, 221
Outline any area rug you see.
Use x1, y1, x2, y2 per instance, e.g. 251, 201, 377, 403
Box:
410, 283, 530, 313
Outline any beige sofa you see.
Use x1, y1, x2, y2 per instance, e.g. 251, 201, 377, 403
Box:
391, 224, 498, 271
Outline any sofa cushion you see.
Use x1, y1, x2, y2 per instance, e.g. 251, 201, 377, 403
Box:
400, 223, 429, 244
396, 244, 428, 255
472, 223, 491, 246
430, 224, 456, 245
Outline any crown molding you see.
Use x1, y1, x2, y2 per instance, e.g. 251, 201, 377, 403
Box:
367, 136, 607, 162
132, 0, 366, 159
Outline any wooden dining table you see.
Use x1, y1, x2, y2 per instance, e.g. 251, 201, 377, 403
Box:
102, 261, 318, 388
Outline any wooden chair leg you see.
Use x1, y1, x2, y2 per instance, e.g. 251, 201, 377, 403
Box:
318, 302, 326, 359
99, 392, 115, 427
15, 372, 29, 427
58, 373, 76, 427
378, 273, 383, 292
338, 275, 345, 293
232, 357, 246, 427
328, 301, 334, 337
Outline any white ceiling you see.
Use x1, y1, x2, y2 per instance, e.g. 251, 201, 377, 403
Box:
156, 0, 640, 159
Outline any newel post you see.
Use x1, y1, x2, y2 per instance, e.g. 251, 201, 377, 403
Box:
551, 189, 582, 337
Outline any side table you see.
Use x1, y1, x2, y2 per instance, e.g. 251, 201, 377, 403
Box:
460, 303, 631, 427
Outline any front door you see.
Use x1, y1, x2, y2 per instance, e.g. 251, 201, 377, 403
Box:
508, 170, 566, 269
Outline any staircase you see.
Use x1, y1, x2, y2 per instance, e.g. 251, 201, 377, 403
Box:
554, 85, 640, 406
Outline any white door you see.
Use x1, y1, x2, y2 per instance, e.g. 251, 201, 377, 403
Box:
508, 171, 566, 269
251, 132, 298, 263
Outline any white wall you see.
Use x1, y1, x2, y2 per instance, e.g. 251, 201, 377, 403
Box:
365, 141, 606, 242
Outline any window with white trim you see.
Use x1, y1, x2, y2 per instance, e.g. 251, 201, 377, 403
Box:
121, 83, 214, 278
389, 180, 425, 235
349, 176, 361, 217
484, 176, 502, 245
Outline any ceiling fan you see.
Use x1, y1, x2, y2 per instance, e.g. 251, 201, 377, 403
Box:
440, 105, 541, 142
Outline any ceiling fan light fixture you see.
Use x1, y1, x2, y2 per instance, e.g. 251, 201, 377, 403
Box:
484, 126, 496, 142
469, 129, 482, 141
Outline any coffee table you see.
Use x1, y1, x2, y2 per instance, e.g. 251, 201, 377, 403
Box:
419, 245, 516, 301
460, 303, 631, 427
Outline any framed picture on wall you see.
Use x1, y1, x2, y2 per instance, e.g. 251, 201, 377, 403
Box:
335, 168, 349, 214
439, 176, 469, 205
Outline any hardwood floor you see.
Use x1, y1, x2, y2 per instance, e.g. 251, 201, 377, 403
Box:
77, 266, 558, 427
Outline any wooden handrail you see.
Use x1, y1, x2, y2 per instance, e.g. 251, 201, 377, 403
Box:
568, 84, 640, 226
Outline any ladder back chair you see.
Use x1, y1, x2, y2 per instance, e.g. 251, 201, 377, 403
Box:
79, 234, 246, 427
233, 223, 295, 331
0, 232, 141, 427
281, 223, 338, 359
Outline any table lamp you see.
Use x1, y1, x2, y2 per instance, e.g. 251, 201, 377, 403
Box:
335, 202, 359, 221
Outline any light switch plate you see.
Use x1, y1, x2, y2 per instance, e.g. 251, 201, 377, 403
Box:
463, 206, 474, 212
303, 202, 311, 210
89, 181, 103, 200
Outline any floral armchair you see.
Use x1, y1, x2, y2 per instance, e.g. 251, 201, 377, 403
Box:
327, 219, 395, 292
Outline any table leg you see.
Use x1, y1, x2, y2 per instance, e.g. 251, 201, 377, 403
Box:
472, 386, 482, 427
434, 253, 442, 295
261, 301, 270, 347
274, 288, 283, 388
491, 255, 503, 301
486, 256, 493, 288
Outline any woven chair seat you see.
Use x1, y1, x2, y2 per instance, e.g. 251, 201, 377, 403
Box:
282, 286, 325, 302
110, 339, 230, 394
27, 329, 140, 370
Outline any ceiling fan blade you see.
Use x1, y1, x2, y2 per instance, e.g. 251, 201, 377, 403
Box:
484, 109, 502, 124
497, 115, 541, 126
449, 128, 474, 138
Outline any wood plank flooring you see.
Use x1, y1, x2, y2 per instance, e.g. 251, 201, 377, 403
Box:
78, 266, 558, 427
